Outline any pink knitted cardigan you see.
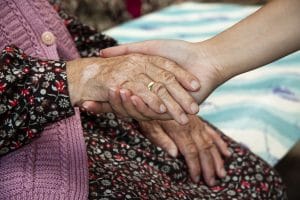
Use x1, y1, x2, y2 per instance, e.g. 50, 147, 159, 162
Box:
0, 0, 88, 199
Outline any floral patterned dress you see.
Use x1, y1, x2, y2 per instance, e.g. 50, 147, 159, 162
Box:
0, 1, 287, 199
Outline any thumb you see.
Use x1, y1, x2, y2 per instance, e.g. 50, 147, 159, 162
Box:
100, 40, 187, 62
81, 101, 113, 114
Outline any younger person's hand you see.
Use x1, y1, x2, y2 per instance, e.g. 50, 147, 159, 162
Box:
100, 40, 225, 104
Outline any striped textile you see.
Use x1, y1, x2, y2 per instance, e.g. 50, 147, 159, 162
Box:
105, 2, 300, 166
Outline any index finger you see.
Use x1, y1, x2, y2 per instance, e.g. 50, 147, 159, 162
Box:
163, 124, 201, 183
144, 63, 199, 115
148, 55, 200, 91
100, 41, 160, 57
101, 41, 201, 92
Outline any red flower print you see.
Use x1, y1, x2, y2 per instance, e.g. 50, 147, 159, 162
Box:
21, 89, 30, 96
23, 67, 30, 74
13, 141, 20, 148
241, 180, 250, 189
55, 80, 65, 93
0, 82, 6, 93
211, 186, 224, 191
5, 46, 13, 53
114, 154, 125, 161
28, 96, 34, 104
260, 182, 269, 192
26, 129, 33, 138
39, 61, 48, 66
9, 99, 19, 107
54, 67, 63, 73
22, 53, 28, 59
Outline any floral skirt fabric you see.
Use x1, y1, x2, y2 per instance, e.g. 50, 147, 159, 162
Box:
81, 112, 287, 200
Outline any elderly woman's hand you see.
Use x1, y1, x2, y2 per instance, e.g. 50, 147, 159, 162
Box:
83, 87, 230, 185
66, 54, 200, 124
139, 115, 231, 186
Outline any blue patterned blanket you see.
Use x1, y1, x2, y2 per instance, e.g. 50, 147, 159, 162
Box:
105, 2, 300, 166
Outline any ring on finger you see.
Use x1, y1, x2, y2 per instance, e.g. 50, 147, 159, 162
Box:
147, 81, 155, 92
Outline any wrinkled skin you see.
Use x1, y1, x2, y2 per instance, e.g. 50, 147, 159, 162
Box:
139, 115, 231, 186
84, 89, 231, 186
66, 54, 201, 124
100, 40, 224, 105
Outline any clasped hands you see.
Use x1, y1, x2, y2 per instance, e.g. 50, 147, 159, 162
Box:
67, 54, 200, 124
66, 52, 230, 186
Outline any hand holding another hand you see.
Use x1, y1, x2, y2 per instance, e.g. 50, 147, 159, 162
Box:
82, 75, 231, 186
100, 40, 226, 104
66, 54, 200, 124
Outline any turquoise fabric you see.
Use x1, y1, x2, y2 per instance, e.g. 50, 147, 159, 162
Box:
105, 2, 300, 166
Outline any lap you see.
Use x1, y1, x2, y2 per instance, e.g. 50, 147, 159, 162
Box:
82, 112, 287, 200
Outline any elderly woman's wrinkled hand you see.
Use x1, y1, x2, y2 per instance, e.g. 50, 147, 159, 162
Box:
139, 115, 231, 186
66, 54, 200, 124
100, 40, 225, 104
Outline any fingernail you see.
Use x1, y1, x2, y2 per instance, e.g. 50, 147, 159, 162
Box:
160, 104, 167, 113
99, 50, 103, 56
190, 102, 199, 114
194, 176, 200, 183
220, 168, 227, 177
168, 148, 178, 158
191, 80, 200, 90
120, 90, 126, 101
180, 114, 189, 124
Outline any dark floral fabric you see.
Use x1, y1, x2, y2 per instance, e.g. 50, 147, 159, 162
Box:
58, 10, 117, 57
0, 1, 287, 199
0, 46, 74, 155
82, 113, 287, 199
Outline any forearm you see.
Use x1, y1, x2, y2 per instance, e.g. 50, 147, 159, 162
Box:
0, 46, 74, 156
198, 0, 300, 81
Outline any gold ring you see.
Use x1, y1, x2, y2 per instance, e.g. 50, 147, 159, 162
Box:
147, 81, 155, 92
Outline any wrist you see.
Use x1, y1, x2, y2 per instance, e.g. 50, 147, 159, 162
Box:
195, 40, 229, 87
66, 59, 82, 106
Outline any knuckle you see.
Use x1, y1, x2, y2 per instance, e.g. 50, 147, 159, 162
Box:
173, 106, 184, 116
168, 62, 181, 72
184, 143, 198, 157
204, 135, 214, 145
161, 71, 176, 83
126, 54, 143, 63
198, 122, 205, 132
153, 83, 168, 97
